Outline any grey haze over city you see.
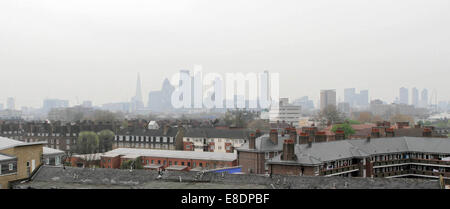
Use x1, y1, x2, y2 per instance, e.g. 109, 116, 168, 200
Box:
0, 0, 449, 108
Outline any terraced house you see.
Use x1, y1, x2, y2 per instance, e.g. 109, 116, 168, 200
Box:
182, 128, 250, 153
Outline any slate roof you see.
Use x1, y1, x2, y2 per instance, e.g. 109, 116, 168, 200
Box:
237, 134, 290, 152
117, 127, 178, 137
268, 137, 450, 166
183, 128, 250, 139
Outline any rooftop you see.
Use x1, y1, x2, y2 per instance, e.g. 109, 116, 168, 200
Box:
237, 134, 290, 152
12, 166, 440, 189
102, 148, 237, 162
268, 136, 450, 166
0, 136, 56, 155
0, 153, 16, 161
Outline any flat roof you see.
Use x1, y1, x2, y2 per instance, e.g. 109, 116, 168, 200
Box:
268, 136, 450, 166
102, 148, 237, 162
165, 165, 189, 171
144, 164, 163, 169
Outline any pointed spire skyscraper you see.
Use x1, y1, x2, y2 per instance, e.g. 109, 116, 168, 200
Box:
131, 73, 144, 112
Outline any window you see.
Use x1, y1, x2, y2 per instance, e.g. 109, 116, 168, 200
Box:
181, 162, 185, 166
9, 163, 13, 171
55, 157, 61, 165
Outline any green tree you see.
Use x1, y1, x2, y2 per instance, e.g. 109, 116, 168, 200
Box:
120, 157, 143, 170
331, 123, 356, 138
98, 129, 115, 153
73, 131, 99, 154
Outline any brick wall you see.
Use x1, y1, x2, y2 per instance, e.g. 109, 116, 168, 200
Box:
269, 164, 317, 176
238, 151, 265, 174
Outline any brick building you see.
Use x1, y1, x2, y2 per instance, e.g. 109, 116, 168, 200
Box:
266, 136, 450, 180
0, 136, 64, 189
99, 148, 237, 171
236, 129, 291, 174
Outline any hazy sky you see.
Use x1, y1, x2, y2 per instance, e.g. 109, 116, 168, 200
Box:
1, 0, 449, 108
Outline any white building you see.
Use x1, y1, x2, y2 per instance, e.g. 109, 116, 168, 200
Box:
269, 98, 302, 127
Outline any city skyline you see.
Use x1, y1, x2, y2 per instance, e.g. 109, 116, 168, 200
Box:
1, 0, 450, 108
0, 74, 447, 110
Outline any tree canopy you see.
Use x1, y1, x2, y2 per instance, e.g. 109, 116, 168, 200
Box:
98, 129, 115, 153
331, 123, 356, 138
73, 131, 99, 154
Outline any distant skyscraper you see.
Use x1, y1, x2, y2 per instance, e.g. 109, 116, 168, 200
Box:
399, 87, 409, 105
412, 87, 419, 107
358, 90, 369, 107
292, 96, 314, 110
344, 88, 368, 108
148, 78, 175, 112
0, 103, 3, 110
344, 88, 356, 107
6, 97, 15, 110
131, 73, 145, 112
43, 99, 69, 112
320, 89, 336, 109
421, 89, 428, 108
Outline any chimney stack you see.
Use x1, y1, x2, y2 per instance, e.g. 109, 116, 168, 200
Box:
366, 134, 371, 142
371, 128, 381, 138
314, 131, 327, 143
289, 128, 297, 144
270, 129, 278, 145
299, 132, 309, 144
385, 128, 395, 137
423, 128, 432, 137
396, 122, 409, 129
335, 130, 345, 140
249, 133, 256, 149
282, 139, 296, 161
